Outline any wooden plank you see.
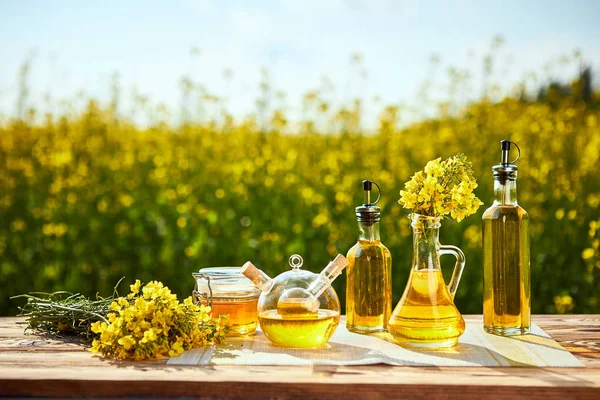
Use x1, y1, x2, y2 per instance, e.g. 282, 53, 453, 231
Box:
0, 334, 89, 353
1, 359, 600, 384
0, 365, 599, 399
0, 316, 599, 399
0, 317, 91, 353
530, 315, 600, 368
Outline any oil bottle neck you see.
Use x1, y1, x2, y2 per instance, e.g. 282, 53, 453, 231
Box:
253, 272, 273, 292
358, 221, 381, 241
494, 178, 518, 206
241, 262, 273, 292
307, 254, 349, 299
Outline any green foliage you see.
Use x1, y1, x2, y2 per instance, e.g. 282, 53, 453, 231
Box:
10, 278, 124, 339
1, 92, 599, 316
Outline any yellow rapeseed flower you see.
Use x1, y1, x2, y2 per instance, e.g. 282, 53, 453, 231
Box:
582, 248, 595, 260
141, 328, 159, 343
399, 153, 483, 221
117, 335, 136, 350
128, 279, 141, 297
89, 280, 228, 360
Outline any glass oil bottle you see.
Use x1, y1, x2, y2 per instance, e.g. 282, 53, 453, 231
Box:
388, 214, 466, 348
346, 180, 392, 333
241, 254, 348, 348
482, 140, 531, 336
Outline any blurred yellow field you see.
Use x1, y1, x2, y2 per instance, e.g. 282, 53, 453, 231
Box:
1, 89, 599, 316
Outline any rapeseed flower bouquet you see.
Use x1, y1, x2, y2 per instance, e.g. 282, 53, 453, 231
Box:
90, 280, 227, 360
399, 153, 483, 221
14, 279, 227, 361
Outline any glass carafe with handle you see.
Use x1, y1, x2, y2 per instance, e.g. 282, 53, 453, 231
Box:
388, 213, 466, 348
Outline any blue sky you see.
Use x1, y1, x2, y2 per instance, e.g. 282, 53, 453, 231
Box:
1, 0, 599, 126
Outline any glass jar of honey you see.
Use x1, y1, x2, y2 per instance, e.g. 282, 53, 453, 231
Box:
193, 267, 261, 336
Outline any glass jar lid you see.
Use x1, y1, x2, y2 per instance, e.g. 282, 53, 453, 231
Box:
193, 267, 260, 303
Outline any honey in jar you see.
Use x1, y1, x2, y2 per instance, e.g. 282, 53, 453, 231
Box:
193, 267, 261, 336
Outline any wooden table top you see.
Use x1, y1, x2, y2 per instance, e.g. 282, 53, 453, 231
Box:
1, 315, 599, 399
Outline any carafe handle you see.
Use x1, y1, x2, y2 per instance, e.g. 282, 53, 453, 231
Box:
439, 244, 466, 300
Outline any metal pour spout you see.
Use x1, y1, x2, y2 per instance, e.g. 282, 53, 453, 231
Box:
501, 140, 511, 165
500, 140, 520, 166
363, 180, 373, 205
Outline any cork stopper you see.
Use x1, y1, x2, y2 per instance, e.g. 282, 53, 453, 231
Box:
240, 261, 260, 283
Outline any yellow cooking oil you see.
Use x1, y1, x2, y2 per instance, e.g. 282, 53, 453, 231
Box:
483, 205, 531, 335
258, 309, 340, 348
276, 297, 319, 317
346, 239, 392, 333
388, 269, 465, 348
205, 297, 259, 336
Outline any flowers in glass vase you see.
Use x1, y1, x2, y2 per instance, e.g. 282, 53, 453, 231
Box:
399, 153, 483, 221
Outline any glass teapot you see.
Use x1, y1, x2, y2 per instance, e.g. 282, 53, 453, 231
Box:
241, 254, 348, 348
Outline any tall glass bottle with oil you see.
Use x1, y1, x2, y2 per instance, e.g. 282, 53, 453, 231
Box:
346, 180, 392, 333
482, 140, 531, 336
